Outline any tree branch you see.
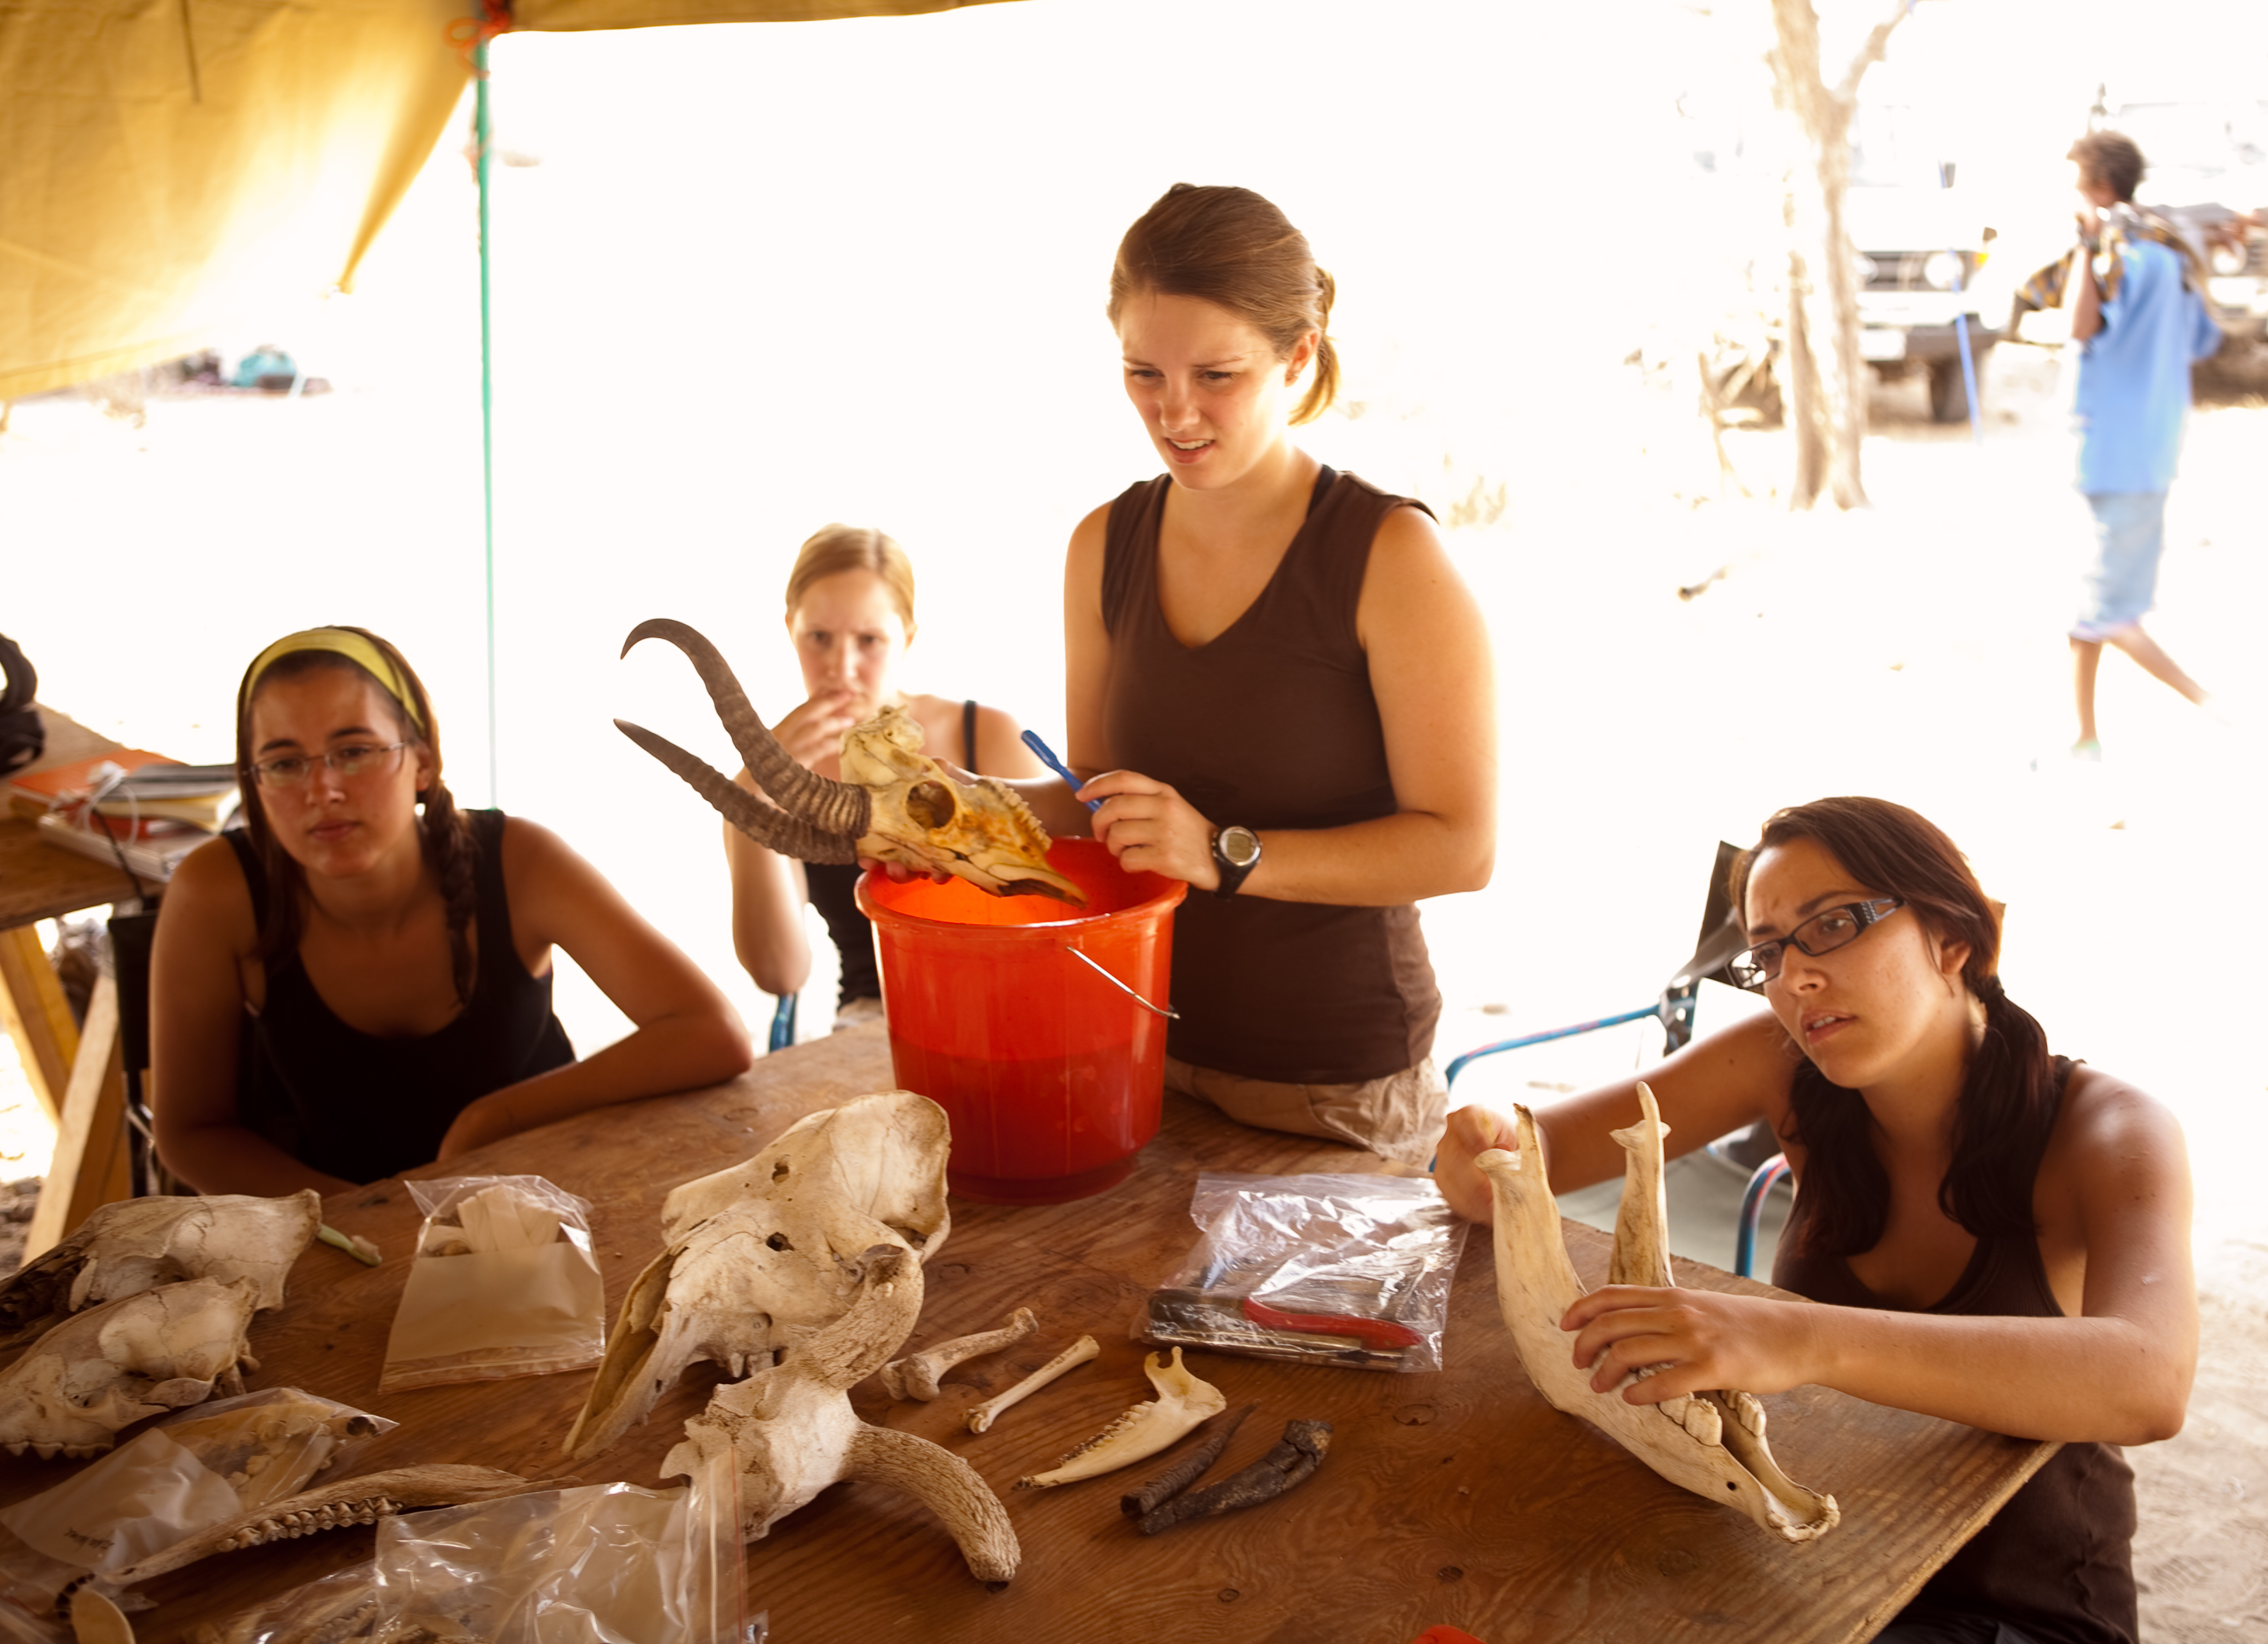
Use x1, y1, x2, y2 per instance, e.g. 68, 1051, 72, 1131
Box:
1835, 0, 1919, 105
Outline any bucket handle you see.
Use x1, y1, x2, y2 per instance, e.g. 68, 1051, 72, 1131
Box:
1067, 948, 1179, 1019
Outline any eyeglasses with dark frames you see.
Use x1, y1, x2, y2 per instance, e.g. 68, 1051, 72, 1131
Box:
250, 742, 409, 789
1728, 897, 1906, 990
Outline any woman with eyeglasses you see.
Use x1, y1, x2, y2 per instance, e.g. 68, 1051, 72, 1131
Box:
151, 626, 752, 1196
1434, 796, 2192, 1644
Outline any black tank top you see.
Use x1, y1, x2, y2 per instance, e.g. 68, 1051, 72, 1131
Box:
1100, 467, 1440, 1083
1772, 1060, 2136, 1644
804, 699, 978, 1009
227, 810, 575, 1184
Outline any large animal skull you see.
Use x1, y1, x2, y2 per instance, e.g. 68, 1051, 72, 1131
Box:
565, 1090, 954, 1462
615, 618, 1085, 905
0, 1192, 320, 1354
0, 1277, 261, 1459
1477, 1085, 1839, 1543
662, 1242, 1020, 1585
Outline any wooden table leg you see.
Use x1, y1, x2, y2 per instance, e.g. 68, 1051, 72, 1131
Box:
0, 921, 77, 1125
24, 970, 130, 1261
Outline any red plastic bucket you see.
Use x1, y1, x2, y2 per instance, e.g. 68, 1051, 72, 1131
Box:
856, 839, 1186, 1204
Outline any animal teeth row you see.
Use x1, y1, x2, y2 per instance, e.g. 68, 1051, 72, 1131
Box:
214, 1496, 400, 1549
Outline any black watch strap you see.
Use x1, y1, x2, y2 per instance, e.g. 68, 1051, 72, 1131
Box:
1212, 825, 1261, 898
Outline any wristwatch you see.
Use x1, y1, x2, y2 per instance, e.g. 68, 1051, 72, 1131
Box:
1210, 825, 1262, 898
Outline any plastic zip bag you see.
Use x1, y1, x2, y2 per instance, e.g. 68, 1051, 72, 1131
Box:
1139, 1172, 1468, 1373
379, 1178, 605, 1392
0, 1389, 393, 1616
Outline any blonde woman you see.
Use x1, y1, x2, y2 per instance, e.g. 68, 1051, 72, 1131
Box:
725, 525, 1046, 1026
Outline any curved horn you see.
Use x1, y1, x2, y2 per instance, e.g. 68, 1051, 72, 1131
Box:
615, 720, 858, 865
621, 618, 870, 837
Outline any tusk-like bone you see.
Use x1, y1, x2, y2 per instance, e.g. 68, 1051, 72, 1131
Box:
1013, 1348, 1225, 1488
613, 719, 860, 865
964, 1335, 1099, 1435
883, 1307, 1039, 1402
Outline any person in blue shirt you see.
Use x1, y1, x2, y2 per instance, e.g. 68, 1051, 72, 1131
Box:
2060, 130, 2224, 759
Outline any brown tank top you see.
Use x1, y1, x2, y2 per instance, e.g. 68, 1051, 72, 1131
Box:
1100, 467, 1440, 1083
1773, 1060, 2136, 1644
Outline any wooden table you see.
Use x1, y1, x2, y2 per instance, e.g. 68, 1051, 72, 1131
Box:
0, 1026, 2054, 1643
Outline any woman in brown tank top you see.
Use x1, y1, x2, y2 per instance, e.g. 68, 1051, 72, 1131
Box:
1436, 797, 2193, 1644
1006, 184, 1497, 1168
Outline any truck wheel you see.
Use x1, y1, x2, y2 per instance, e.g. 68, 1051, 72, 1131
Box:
1928, 357, 1972, 423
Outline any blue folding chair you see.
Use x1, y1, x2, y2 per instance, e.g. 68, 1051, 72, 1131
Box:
1445, 842, 1747, 1092
1734, 1153, 1792, 1279
766, 994, 798, 1054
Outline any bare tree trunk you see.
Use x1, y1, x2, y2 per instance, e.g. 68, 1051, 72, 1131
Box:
1767, 0, 1913, 510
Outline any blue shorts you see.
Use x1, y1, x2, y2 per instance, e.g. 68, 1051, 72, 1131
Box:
2071, 491, 2166, 641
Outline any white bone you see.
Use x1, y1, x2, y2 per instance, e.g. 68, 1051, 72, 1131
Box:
962, 1334, 1099, 1434
1014, 1348, 1225, 1488
663, 1242, 1019, 1585
0, 1277, 261, 1459
1, 1192, 320, 1353
565, 1090, 952, 1461
1477, 1081, 1839, 1542
883, 1307, 1039, 1401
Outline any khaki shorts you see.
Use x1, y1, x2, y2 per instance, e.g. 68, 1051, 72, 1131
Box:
1164, 1054, 1448, 1169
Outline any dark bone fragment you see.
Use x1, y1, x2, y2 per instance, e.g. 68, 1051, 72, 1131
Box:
1119, 1402, 1256, 1519
1134, 1419, 1332, 1535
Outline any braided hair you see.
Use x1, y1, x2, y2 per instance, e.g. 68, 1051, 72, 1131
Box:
1728, 797, 2061, 1258
234, 628, 480, 1006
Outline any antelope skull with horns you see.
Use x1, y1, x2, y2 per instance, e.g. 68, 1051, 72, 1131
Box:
616, 619, 1085, 906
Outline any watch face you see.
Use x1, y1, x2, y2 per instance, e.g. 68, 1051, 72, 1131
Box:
1220, 826, 1261, 868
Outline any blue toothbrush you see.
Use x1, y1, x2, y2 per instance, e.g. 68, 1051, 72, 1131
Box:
1021, 730, 1100, 811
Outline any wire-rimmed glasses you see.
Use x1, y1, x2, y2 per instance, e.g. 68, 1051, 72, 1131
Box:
1728, 897, 1906, 990
250, 742, 409, 789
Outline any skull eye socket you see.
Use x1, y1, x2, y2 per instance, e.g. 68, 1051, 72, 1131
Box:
906, 780, 956, 830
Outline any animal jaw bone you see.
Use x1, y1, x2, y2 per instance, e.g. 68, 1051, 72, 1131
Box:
884, 1308, 1040, 1401
83, 1466, 577, 1597
1, 1192, 321, 1355
963, 1335, 1099, 1434
0, 1277, 261, 1459
1476, 1082, 1839, 1543
662, 1243, 1020, 1585
1014, 1348, 1226, 1489
565, 1090, 952, 1462
616, 618, 1085, 905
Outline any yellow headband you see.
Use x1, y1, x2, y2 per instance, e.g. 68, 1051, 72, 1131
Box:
240, 628, 427, 734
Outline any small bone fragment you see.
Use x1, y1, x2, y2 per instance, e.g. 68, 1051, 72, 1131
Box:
317, 1225, 383, 1267
1136, 1417, 1332, 1534
963, 1335, 1099, 1434
1477, 1081, 1839, 1542
1120, 1401, 1254, 1518
1014, 1348, 1226, 1489
883, 1307, 1039, 1401
70, 1587, 135, 1644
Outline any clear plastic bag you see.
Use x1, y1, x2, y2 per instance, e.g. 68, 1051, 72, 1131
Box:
379, 1177, 605, 1392
0, 1390, 393, 1616
1139, 1172, 1468, 1373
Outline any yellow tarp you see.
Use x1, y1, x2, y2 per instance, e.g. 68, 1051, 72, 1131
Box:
0, 0, 1012, 401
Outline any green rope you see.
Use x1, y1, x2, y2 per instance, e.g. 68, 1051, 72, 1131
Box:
474, 18, 498, 804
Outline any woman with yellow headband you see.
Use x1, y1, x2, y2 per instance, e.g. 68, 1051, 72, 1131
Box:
150, 626, 752, 1195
